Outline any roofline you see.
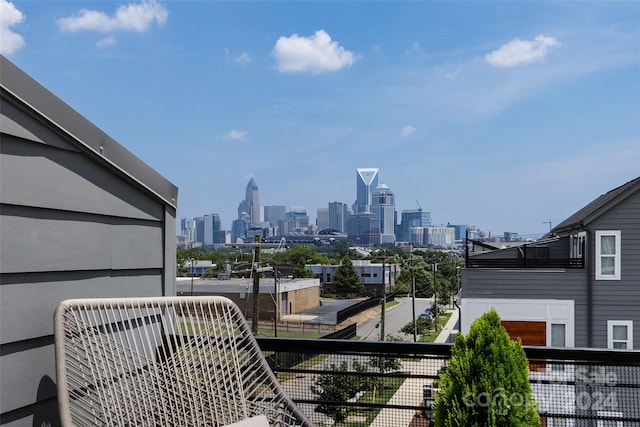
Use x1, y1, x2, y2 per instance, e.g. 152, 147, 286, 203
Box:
1, 55, 178, 209
551, 177, 640, 235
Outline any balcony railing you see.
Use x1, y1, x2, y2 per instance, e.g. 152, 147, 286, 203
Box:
465, 257, 585, 269
257, 337, 640, 427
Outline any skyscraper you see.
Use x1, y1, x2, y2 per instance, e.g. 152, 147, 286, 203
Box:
400, 209, 432, 244
316, 208, 329, 231
237, 178, 260, 227
264, 205, 286, 227
372, 183, 396, 244
203, 213, 223, 245
355, 168, 379, 214
328, 202, 347, 233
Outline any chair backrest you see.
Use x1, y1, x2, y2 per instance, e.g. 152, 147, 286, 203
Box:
54, 296, 312, 426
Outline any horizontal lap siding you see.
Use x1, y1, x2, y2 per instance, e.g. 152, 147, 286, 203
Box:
463, 269, 589, 346
0, 272, 164, 344
0, 208, 163, 273
1, 120, 172, 423
589, 189, 640, 349
1, 136, 163, 221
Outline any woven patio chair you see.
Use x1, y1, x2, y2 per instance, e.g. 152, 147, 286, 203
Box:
54, 296, 313, 427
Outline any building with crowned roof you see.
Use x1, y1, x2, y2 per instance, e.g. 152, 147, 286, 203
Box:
238, 178, 260, 227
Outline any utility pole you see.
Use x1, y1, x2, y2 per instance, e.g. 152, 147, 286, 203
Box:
251, 235, 261, 334
433, 263, 438, 332
274, 267, 278, 337
411, 257, 417, 342
380, 259, 386, 343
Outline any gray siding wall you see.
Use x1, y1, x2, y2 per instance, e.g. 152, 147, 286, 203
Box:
462, 185, 640, 350
587, 188, 640, 349
462, 268, 589, 346
1, 91, 176, 424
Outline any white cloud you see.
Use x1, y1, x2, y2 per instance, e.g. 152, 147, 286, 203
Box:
97, 35, 117, 48
486, 35, 560, 67
401, 125, 416, 137
57, 0, 168, 33
446, 66, 462, 80
225, 130, 248, 141
235, 52, 252, 65
273, 29, 355, 73
0, 0, 26, 55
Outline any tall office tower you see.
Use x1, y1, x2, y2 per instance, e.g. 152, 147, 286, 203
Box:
400, 209, 431, 244
280, 208, 309, 235
203, 213, 222, 246
372, 184, 396, 244
355, 168, 379, 213
264, 205, 286, 227
316, 208, 329, 231
231, 213, 250, 243
237, 178, 260, 226
180, 218, 196, 242
328, 202, 348, 233
346, 213, 379, 246
194, 217, 205, 243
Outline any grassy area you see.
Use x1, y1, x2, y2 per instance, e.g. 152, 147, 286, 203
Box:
334, 376, 405, 427
257, 328, 325, 339
418, 311, 453, 342
385, 300, 400, 310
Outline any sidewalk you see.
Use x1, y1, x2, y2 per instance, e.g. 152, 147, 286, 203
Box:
369, 308, 460, 427
434, 308, 460, 343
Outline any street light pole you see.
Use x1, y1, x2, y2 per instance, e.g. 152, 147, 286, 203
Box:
189, 257, 195, 295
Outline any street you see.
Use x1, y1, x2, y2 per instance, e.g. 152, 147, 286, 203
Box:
359, 297, 434, 341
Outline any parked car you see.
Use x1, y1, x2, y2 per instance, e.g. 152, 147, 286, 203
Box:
419, 308, 433, 319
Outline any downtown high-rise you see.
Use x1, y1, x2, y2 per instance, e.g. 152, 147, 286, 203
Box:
355, 168, 379, 214
237, 178, 260, 227
372, 183, 396, 244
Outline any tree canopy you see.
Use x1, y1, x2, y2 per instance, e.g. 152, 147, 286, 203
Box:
434, 309, 540, 426
332, 256, 363, 296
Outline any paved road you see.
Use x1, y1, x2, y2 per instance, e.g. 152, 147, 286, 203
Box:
359, 297, 434, 341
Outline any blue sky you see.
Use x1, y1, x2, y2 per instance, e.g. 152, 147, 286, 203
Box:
2, 1, 639, 237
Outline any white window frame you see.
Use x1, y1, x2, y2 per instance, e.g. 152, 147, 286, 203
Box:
595, 230, 621, 280
596, 411, 623, 427
607, 320, 633, 350
570, 231, 586, 259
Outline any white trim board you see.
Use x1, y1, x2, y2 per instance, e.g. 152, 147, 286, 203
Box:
461, 298, 575, 347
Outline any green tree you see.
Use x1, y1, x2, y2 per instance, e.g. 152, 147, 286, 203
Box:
434, 309, 539, 426
401, 317, 433, 336
332, 256, 363, 296
310, 360, 377, 424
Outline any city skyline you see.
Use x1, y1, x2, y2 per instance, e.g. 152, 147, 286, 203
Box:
3, 1, 638, 236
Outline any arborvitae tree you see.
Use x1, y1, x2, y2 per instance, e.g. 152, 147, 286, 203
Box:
434, 309, 540, 426
332, 256, 363, 296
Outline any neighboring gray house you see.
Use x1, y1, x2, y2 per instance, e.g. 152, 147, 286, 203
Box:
461, 176, 640, 350
0, 56, 178, 425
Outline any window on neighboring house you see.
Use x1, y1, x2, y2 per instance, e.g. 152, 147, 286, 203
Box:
550, 323, 566, 371
548, 419, 568, 427
595, 231, 621, 280
607, 320, 633, 349
597, 411, 623, 427
570, 231, 586, 259
551, 323, 566, 347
